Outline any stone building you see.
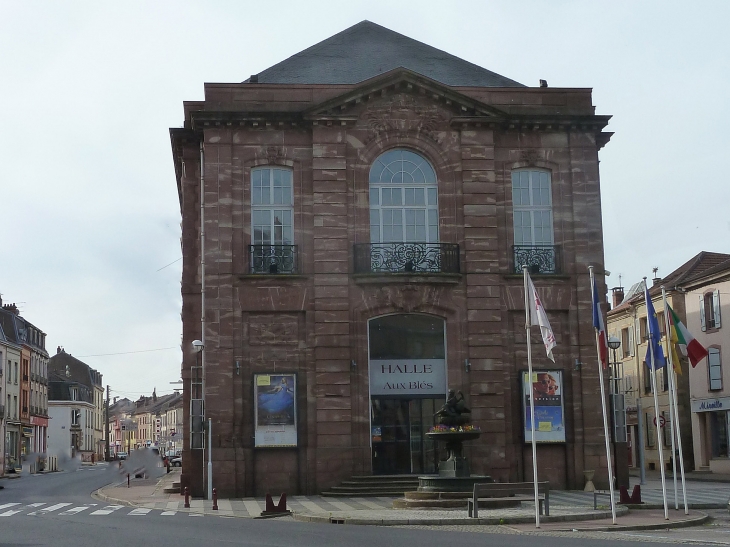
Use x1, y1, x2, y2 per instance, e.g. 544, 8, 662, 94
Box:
170, 21, 613, 497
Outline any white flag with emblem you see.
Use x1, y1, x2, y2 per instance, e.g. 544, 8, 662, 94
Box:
527, 273, 556, 362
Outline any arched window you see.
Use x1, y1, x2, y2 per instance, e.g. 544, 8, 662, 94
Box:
369, 149, 438, 244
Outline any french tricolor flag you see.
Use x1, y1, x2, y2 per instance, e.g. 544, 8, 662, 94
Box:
592, 278, 608, 369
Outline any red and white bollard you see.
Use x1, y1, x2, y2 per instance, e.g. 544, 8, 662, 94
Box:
184, 486, 190, 508
212, 488, 218, 510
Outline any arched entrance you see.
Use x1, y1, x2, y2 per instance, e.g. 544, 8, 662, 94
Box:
368, 314, 447, 475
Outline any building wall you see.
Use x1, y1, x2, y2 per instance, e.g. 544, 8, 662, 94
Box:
176, 82, 611, 497
3, 345, 21, 468
686, 278, 730, 472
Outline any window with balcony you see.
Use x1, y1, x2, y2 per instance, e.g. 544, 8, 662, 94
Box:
511, 169, 558, 274
357, 149, 458, 274
250, 167, 296, 274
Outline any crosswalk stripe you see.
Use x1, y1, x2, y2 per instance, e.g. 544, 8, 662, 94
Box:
27, 503, 46, 508
242, 500, 261, 517
30, 503, 71, 515
160, 511, 177, 516
91, 505, 124, 516
0, 509, 23, 517
0, 503, 20, 511
128, 508, 151, 516
60, 506, 91, 515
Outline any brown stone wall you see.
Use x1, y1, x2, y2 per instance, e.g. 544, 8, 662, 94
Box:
174, 78, 611, 496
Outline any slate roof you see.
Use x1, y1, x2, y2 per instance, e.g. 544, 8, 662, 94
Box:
48, 349, 102, 402
609, 251, 730, 314
248, 21, 524, 87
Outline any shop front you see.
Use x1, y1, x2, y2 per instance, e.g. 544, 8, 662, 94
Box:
692, 396, 730, 473
368, 314, 447, 475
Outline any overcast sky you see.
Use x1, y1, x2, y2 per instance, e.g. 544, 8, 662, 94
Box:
1, 1, 728, 398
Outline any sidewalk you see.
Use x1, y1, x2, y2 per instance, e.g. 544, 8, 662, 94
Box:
92, 468, 718, 530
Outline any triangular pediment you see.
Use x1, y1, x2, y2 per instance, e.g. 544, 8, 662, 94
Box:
304, 68, 507, 121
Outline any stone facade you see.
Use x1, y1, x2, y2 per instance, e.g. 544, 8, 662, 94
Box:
171, 26, 613, 497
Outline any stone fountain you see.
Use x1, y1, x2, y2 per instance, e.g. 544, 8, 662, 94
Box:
394, 390, 500, 509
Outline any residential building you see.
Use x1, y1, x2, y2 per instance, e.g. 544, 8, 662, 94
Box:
47, 348, 103, 461
607, 252, 730, 474
0, 300, 48, 469
108, 397, 135, 456
171, 21, 614, 497
681, 257, 730, 473
160, 393, 183, 456
0, 315, 22, 474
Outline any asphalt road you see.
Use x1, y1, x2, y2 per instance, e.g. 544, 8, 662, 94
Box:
0, 466, 724, 547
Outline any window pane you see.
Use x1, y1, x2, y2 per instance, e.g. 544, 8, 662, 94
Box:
371, 223, 380, 243
405, 188, 415, 206
370, 209, 379, 226
413, 188, 425, 205
382, 188, 392, 206
391, 188, 402, 205
370, 188, 379, 205
427, 188, 437, 205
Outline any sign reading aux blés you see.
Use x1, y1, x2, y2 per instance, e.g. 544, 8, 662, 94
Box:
369, 359, 446, 396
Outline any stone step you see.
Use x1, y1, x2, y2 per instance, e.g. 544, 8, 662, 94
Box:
393, 498, 466, 509
349, 474, 425, 481
172, 482, 181, 488
321, 490, 407, 497
340, 480, 418, 487
163, 486, 181, 494
328, 485, 416, 493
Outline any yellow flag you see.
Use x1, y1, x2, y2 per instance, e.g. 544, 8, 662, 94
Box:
668, 323, 682, 375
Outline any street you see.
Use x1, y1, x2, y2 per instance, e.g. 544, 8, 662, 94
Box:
1, 465, 729, 546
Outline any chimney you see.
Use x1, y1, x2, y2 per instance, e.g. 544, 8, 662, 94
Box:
114, 396, 118, 404
611, 287, 625, 308
57, 346, 62, 354
3, 303, 19, 315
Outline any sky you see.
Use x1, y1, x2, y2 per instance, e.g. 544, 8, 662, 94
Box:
1, 1, 728, 398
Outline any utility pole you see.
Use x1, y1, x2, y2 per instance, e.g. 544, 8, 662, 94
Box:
105, 385, 110, 461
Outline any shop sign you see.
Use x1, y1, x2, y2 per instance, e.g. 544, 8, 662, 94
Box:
30, 416, 48, 427
691, 396, 730, 413
22, 427, 33, 437
369, 359, 446, 396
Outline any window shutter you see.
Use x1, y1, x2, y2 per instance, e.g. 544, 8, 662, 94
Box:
700, 295, 707, 331
714, 289, 721, 329
628, 326, 635, 356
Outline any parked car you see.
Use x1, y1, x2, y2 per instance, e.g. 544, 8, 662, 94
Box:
116, 452, 128, 460
171, 456, 182, 467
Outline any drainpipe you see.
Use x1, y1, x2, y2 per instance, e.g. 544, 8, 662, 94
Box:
199, 141, 207, 498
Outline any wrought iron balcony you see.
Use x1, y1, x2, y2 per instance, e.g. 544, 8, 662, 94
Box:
512, 245, 561, 275
354, 242, 460, 274
249, 245, 298, 274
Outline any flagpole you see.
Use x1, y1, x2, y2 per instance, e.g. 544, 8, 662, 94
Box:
662, 285, 679, 511
663, 293, 689, 514
661, 288, 679, 510
645, 278, 669, 520
523, 266, 540, 529
589, 266, 617, 524
671, 368, 689, 514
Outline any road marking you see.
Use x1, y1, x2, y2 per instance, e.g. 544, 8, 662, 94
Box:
189, 513, 203, 517
242, 500, 261, 517
28, 503, 71, 515
27, 503, 46, 508
128, 508, 151, 516
90, 505, 124, 516
0, 504, 20, 511
0, 508, 24, 517
160, 511, 176, 516
60, 506, 91, 515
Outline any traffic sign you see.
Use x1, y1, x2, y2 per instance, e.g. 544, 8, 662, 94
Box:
653, 415, 667, 427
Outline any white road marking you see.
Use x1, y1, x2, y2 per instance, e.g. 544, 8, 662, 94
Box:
90, 505, 124, 516
0, 503, 20, 511
60, 506, 91, 515
0, 509, 24, 517
128, 508, 151, 516
27, 503, 46, 508
189, 513, 203, 517
160, 511, 176, 516
28, 503, 71, 515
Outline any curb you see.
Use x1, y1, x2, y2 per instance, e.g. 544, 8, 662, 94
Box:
623, 502, 727, 510
547, 511, 710, 532
92, 484, 142, 508
293, 506, 629, 526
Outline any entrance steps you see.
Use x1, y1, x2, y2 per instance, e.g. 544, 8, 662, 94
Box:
321, 474, 420, 497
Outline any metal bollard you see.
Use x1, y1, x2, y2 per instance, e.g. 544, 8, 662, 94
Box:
184, 486, 190, 508
127, 473, 130, 488
212, 488, 218, 510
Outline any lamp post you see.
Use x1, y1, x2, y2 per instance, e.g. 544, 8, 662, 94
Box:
608, 336, 629, 488
192, 340, 210, 500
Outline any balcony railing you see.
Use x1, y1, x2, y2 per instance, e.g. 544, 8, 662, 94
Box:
354, 243, 460, 274
249, 245, 298, 274
512, 245, 561, 275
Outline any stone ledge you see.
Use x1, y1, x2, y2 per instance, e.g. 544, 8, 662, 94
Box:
352, 273, 461, 285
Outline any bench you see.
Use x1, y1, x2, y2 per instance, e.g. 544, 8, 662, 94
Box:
467, 482, 550, 518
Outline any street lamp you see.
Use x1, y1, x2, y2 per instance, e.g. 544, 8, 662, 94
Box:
191, 340, 211, 501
